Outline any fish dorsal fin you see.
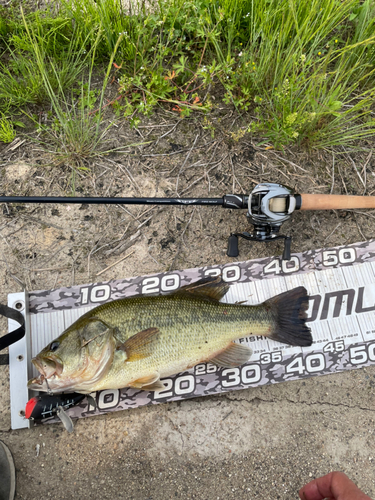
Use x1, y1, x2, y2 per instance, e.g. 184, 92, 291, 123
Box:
210, 343, 252, 368
176, 277, 229, 302
117, 327, 160, 362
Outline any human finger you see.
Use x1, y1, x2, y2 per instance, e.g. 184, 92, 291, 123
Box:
299, 471, 373, 500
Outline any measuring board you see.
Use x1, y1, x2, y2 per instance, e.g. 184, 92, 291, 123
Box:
8, 239, 375, 429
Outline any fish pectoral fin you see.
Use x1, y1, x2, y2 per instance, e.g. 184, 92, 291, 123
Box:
210, 343, 253, 368
117, 327, 160, 362
129, 372, 164, 391
141, 380, 166, 391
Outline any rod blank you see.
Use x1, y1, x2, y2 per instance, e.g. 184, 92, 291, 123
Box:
0, 196, 223, 206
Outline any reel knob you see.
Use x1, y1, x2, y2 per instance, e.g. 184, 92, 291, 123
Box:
282, 236, 292, 261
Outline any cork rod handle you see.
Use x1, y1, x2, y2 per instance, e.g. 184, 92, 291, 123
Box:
300, 194, 375, 211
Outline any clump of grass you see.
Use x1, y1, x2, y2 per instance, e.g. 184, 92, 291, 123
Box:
20, 9, 125, 173
0, 10, 93, 111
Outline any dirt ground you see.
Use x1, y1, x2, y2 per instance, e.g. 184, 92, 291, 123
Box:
1, 105, 375, 499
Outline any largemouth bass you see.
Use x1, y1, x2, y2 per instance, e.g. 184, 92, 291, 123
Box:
28, 279, 312, 394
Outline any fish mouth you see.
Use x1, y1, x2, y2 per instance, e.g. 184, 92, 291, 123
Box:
28, 356, 64, 392
31, 355, 63, 379
27, 375, 48, 391
27, 375, 65, 393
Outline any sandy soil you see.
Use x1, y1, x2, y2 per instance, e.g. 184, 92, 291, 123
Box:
1, 106, 375, 499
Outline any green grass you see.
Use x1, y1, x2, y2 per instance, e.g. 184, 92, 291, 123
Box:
0, 114, 16, 143
0, 8, 95, 109
1, 0, 375, 150
20, 11, 128, 174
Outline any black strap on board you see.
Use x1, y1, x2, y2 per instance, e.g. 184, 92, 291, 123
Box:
0, 304, 25, 365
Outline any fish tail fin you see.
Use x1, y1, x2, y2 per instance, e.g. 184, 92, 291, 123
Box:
266, 286, 312, 347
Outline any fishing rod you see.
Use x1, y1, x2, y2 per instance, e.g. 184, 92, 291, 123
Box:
1, 183, 375, 260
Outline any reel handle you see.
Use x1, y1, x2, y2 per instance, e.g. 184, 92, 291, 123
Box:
227, 234, 239, 258
300, 194, 375, 211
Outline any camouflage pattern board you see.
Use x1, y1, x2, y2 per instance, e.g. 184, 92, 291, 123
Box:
8, 239, 375, 428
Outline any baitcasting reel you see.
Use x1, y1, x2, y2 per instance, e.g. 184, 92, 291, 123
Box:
226, 183, 301, 261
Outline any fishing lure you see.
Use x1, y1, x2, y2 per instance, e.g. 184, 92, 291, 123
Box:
25, 393, 95, 433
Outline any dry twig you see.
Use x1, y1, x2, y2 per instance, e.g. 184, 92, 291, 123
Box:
96, 250, 136, 277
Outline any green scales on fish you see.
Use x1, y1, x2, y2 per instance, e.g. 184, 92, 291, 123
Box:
28, 278, 312, 394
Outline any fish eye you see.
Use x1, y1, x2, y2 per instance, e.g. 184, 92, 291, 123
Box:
50, 341, 60, 352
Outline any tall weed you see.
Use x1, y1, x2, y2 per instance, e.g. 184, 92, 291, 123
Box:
0, 11, 93, 110
214, 0, 375, 148
21, 10, 124, 171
